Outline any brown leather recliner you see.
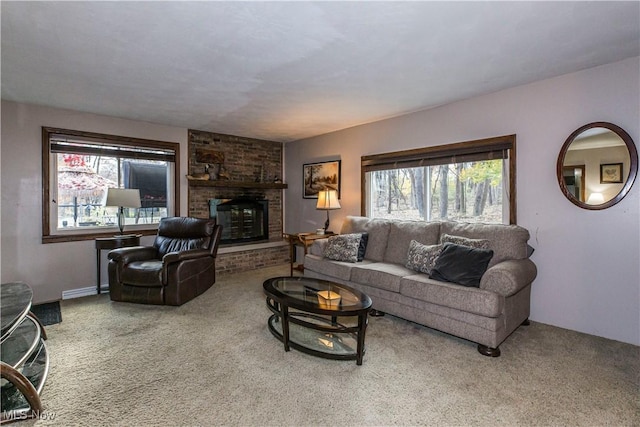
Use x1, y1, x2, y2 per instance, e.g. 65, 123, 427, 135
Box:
108, 217, 222, 306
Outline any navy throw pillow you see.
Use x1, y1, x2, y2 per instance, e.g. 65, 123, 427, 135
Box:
429, 242, 494, 287
356, 232, 369, 261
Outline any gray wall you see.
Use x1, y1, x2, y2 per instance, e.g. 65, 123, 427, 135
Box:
2, 58, 637, 346
284, 57, 640, 345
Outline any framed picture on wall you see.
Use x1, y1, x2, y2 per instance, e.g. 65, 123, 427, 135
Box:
600, 163, 623, 183
303, 160, 341, 199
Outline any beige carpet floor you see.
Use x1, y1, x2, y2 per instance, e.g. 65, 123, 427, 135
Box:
31, 264, 638, 426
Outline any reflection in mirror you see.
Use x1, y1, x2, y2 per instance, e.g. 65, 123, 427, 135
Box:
565, 128, 628, 204
557, 122, 638, 210
562, 165, 585, 202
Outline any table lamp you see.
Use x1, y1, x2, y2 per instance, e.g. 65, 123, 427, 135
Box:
105, 188, 141, 234
586, 192, 605, 205
316, 189, 341, 233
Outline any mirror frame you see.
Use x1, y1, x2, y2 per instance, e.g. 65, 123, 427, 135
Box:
557, 122, 638, 210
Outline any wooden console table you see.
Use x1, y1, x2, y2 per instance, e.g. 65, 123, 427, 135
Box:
95, 234, 141, 294
283, 232, 334, 276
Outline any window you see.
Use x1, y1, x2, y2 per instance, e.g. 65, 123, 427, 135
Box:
42, 127, 180, 243
361, 135, 517, 224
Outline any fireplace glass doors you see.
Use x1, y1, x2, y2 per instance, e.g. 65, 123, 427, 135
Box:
209, 198, 269, 244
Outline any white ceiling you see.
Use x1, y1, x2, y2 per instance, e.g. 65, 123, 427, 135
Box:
2, 1, 639, 142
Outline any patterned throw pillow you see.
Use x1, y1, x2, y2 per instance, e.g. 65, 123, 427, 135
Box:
405, 240, 443, 274
440, 233, 490, 250
323, 233, 363, 263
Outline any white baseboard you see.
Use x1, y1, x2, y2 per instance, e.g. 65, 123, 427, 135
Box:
62, 285, 109, 300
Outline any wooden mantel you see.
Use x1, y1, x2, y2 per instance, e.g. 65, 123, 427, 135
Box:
188, 178, 288, 190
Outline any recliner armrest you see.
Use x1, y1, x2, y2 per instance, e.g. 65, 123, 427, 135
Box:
162, 249, 212, 265
108, 246, 158, 264
479, 259, 537, 297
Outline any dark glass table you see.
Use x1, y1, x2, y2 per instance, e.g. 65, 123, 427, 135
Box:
263, 276, 372, 365
1, 282, 49, 422
95, 234, 141, 294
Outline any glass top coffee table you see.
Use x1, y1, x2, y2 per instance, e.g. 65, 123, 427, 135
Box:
263, 276, 372, 365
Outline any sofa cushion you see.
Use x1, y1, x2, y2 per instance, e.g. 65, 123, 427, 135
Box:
440, 233, 489, 250
400, 274, 504, 318
405, 240, 443, 275
311, 273, 504, 332
384, 221, 441, 264
323, 233, 362, 263
309, 239, 329, 256
440, 221, 530, 267
430, 243, 494, 287
304, 254, 374, 281
339, 215, 369, 234
351, 262, 415, 293
340, 216, 391, 262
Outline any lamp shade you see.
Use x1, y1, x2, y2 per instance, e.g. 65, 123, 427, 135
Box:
316, 189, 341, 210
586, 192, 605, 205
105, 188, 142, 208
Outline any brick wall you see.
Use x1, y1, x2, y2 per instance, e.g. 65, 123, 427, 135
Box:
189, 130, 283, 183
187, 129, 283, 241
216, 245, 290, 276
188, 129, 288, 272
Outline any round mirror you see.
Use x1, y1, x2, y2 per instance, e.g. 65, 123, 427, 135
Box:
557, 122, 638, 210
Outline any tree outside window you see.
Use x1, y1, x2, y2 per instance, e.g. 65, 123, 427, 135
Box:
43, 127, 179, 243
362, 135, 516, 224
368, 160, 504, 223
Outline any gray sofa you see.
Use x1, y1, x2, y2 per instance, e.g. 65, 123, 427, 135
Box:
304, 216, 537, 356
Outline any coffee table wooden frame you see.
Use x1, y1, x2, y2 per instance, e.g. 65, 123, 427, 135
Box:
263, 276, 372, 365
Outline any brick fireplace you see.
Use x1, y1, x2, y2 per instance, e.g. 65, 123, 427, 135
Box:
187, 129, 289, 274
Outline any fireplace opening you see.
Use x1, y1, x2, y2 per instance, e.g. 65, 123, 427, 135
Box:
209, 198, 269, 244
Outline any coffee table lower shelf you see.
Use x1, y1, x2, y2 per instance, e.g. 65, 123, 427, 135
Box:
263, 276, 371, 365
267, 313, 364, 362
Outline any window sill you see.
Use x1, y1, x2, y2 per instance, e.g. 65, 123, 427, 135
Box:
42, 229, 158, 244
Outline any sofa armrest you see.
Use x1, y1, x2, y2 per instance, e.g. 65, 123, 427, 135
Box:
108, 246, 158, 264
162, 249, 211, 265
479, 259, 537, 297
309, 240, 329, 257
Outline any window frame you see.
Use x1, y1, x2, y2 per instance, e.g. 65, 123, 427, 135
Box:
360, 135, 517, 224
42, 127, 180, 243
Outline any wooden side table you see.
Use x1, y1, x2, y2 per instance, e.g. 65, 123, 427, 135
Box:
283, 232, 334, 276
95, 234, 141, 294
